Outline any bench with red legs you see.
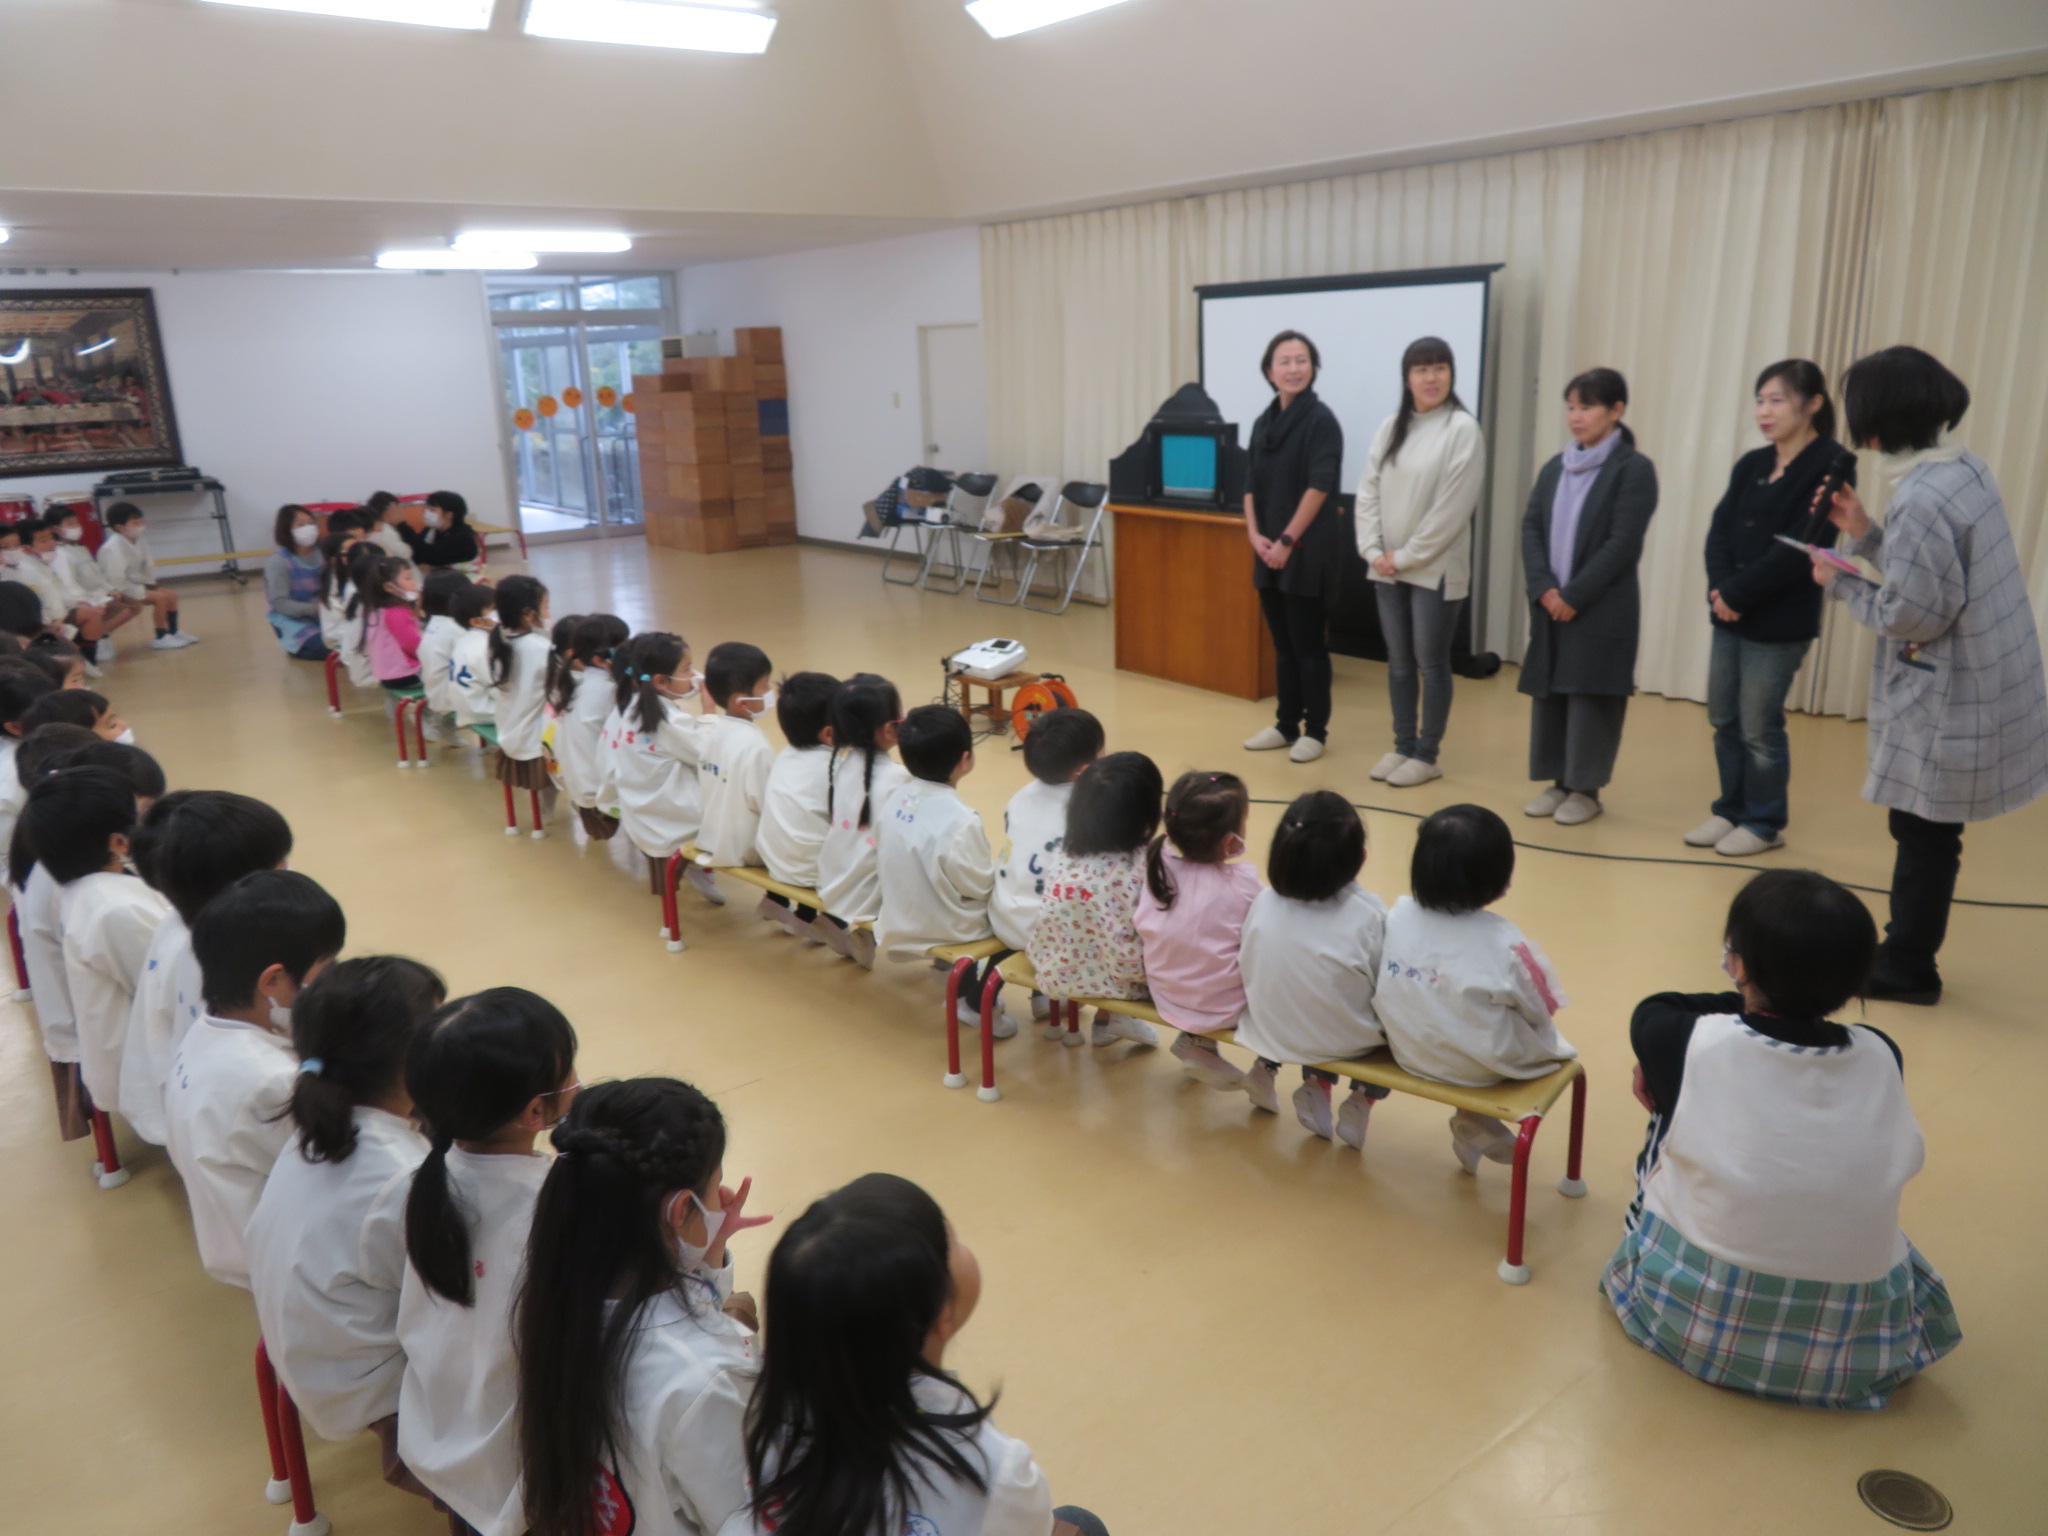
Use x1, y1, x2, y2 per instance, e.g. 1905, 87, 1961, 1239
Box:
255, 1339, 331, 1536
323, 653, 343, 719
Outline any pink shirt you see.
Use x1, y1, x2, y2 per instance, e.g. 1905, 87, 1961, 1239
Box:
364, 604, 422, 683
1133, 850, 1263, 1033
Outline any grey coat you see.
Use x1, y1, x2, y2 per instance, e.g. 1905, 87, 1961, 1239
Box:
1830, 450, 2048, 824
1519, 438, 1660, 698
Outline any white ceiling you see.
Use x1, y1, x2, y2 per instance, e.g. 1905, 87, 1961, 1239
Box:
0, 0, 2042, 271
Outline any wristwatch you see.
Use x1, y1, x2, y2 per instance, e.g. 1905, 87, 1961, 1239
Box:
1277, 533, 1295, 548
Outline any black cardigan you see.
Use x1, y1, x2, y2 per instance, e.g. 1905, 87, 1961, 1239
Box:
1702, 439, 1856, 644
400, 519, 482, 570
1245, 389, 1344, 599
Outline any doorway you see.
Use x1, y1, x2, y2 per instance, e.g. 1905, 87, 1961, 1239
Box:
917, 323, 988, 473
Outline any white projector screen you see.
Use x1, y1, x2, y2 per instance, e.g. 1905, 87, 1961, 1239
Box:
1199, 267, 1497, 495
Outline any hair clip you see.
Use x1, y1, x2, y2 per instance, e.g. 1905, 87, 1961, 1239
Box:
298, 1057, 324, 1077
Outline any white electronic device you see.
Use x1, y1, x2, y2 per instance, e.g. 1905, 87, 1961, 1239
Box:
947, 638, 1029, 681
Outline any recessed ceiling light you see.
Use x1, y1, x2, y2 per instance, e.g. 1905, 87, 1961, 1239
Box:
0, 228, 11, 246
524, 0, 777, 54
376, 249, 540, 270
454, 230, 634, 254
965, 0, 1134, 38
194, 0, 493, 27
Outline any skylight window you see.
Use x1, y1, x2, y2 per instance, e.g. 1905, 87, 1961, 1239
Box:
194, 0, 494, 29
522, 0, 777, 54
965, 0, 1135, 38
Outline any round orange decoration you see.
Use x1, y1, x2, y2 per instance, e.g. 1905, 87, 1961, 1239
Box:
537, 395, 559, 418
512, 408, 536, 431
561, 386, 584, 409
596, 385, 618, 409
622, 393, 638, 414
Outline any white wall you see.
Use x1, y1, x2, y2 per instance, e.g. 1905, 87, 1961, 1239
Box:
677, 228, 983, 545
0, 271, 510, 557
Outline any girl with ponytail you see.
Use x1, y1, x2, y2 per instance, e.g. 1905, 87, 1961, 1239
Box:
551, 613, 630, 842
246, 957, 445, 1465
487, 575, 555, 822
811, 673, 907, 964
605, 632, 720, 901
516, 1078, 771, 1536
395, 987, 578, 1536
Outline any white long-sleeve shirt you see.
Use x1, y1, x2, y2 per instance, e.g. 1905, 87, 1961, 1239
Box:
19, 862, 77, 1062
1374, 897, 1576, 1088
1353, 406, 1487, 602
694, 713, 775, 868
59, 870, 170, 1108
1236, 884, 1389, 1065
96, 528, 155, 599
490, 629, 552, 762
115, 911, 202, 1146
874, 780, 996, 960
608, 698, 705, 860
755, 745, 833, 890
450, 627, 497, 726
7, 555, 70, 624
0, 735, 24, 887
814, 750, 910, 922
989, 778, 1071, 952
417, 614, 463, 717
396, 1149, 549, 1536
163, 1014, 299, 1288
247, 1109, 427, 1440
55, 542, 113, 604
556, 668, 618, 810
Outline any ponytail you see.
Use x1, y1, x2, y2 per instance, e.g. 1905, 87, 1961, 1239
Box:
550, 613, 629, 715
1143, 833, 1177, 908
1149, 770, 1249, 908
1754, 358, 1837, 442
403, 986, 578, 1305
284, 956, 446, 1164
489, 574, 547, 688
612, 631, 687, 736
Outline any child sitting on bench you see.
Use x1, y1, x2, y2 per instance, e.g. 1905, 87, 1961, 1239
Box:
813, 674, 907, 969
694, 641, 777, 872
756, 671, 841, 942
96, 501, 196, 650
989, 707, 1103, 1021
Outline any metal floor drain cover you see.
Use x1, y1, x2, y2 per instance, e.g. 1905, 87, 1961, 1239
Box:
1858, 1469, 1952, 1530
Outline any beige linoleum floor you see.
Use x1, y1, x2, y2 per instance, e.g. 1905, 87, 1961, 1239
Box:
4, 538, 2042, 1534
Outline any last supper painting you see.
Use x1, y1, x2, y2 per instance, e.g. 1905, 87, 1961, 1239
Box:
0, 288, 183, 478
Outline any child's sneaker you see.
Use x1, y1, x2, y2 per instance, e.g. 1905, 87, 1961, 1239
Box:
1450, 1110, 1517, 1174
1292, 1076, 1335, 1139
813, 915, 852, 955
1242, 1060, 1279, 1114
1090, 1011, 1158, 1047
1336, 1086, 1377, 1150
1170, 1033, 1243, 1091
958, 996, 1019, 1040
847, 927, 877, 970
1029, 991, 1050, 1022
757, 895, 802, 937
683, 864, 726, 906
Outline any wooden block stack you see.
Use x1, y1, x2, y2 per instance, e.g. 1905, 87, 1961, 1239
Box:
635, 325, 795, 553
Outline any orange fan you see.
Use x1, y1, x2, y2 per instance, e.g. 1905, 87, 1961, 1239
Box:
1009, 675, 1078, 740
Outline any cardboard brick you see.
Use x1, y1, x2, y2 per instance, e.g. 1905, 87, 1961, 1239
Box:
662, 427, 728, 465
666, 463, 732, 501
734, 327, 783, 363
656, 391, 727, 423
765, 488, 795, 517
726, 426, 762, 465
698, 516, 741, 553
762, 439, 792, 471
730, 464, 765, 501
753, 364, 787, 398
734, 496, 767, 539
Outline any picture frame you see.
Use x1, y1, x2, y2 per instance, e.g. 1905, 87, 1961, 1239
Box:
0, 288, 184, 480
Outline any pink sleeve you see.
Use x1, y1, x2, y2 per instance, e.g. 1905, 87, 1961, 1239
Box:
389, 605, 422, 661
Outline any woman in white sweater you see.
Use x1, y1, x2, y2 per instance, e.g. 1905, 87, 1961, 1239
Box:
1354, 338, 1487, 787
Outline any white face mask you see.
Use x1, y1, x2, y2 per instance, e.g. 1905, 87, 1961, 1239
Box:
36, 546, 59, 564
58, 524, 83, 542
0, 550, 19, 567
113, 727, 136, 745
671, 1190, 725, 1271
424, 510, 445, 529
399, 588, 421, 603
740, 687, 778, 716
292, 523, 319, 548
268, 1002, 294, 1033
126, 525, 145, 541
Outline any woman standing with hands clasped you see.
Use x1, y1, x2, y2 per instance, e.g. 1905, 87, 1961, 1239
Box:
1519, 369, 1659, 826
1355, 337, 1487, 787
1241, 331, 1345, 764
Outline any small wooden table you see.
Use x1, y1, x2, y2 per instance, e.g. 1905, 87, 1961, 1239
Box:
950, 669, 1040, 735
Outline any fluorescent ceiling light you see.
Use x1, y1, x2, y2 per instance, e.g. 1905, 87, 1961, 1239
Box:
455, 230, 634, 254
0, 228, 10, 245
377, 249, 539, 270
77, 337, 118, 358
0, 341, 27, 365
524, 0, 777, 54
966, 0, 1133, 37
193, 0, 492, 27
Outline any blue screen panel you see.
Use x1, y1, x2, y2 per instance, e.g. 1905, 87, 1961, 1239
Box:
1160, 433, 1217, 497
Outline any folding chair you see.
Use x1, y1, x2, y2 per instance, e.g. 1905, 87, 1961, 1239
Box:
972, 474, 1055, 605
918, 472, 998, 594
879, 473, 953, 586
1016, 482, 1110, 615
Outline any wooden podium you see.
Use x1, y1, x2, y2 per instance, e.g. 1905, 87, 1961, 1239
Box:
1111, 503, 1275, 701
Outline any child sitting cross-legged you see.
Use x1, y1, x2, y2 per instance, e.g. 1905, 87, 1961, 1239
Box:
989, 707, 1103, 1021
1237, 791, 1391, 1146
1603, 869, 1959, 1409
1375, 804, 1577, 1172
874, 705, 1014, 1038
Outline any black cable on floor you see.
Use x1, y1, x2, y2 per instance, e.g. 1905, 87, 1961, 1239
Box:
1246, 797, 2048, 912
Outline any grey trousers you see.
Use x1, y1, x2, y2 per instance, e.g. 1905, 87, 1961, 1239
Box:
1374, 580, 1463, 764
1529, 693, 1628, 793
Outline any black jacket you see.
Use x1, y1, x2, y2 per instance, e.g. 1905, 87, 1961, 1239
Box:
400, 519, 482, 570
1519, 435, 1659, 699
1246, 389, 1344, 599
1702, 439, 1856, 644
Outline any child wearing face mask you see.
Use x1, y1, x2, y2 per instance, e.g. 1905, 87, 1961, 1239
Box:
97, 501, 196, 649
515, 1077, 769, 1536
692, 642, 778, 874
487, 576, 554, 833
399, 489, 483, 574
1134, 770, 1261, 1091
19, 686, 129, 744
357, 556, 425, 694
48, 508, 142, 664
447, 581, 499, 732
164, 870, 347, 1289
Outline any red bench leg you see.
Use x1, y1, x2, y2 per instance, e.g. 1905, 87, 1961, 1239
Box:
413, 698, 429, 766
89, 1108, 128, 1189
324, 653, 341, 717
1063, 998, 1085, 1047
392, 699, 412, 767
255, 1340, 292, 1505
977, 968, 1003, 1102
942, 958, 973, 1088
8, 904, 28, 997
1499, 1114, 1543, 1285
274, 1377, 330, 1535
528, 788, 546, 839
1560, 1072, 1589, 1198
660, 852, 684, 949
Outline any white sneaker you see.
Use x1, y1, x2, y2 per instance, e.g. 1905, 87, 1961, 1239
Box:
1243, 1061, 1279, 1114
847, 927, 877, 970
1243, 726, 1291, 752
814, 916, 853, 956
957, 996, 1019, 1040
1090, 1012, 1159, 1047
1170, 1032, 1244, 1090
1714, 825, 1784, 857
1368, 751, 1406, 781
1552, 791, 1603, 826
1450, 1110, 1517, 1174
1385, 757, 1443, 788
1029, 992, 1051, 1022
81, 658, 103, 679
1335, 1088, 1376, 1150
150, 634, 185, 650
94, 639, 115, 664
1287, 736, 1325, 764
1524, 784, 1569, 818
166, 631, 199, 647
1683, 814, 1735, 847
684, 864, 726, 905
757, 895, 805, 938
1292, 1077, 1335, 1139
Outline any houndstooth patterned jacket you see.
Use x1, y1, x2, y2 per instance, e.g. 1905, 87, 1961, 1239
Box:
1830, 450, 2048, 824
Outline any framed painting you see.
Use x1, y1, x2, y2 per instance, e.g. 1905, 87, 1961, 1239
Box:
0, 288, 183, 479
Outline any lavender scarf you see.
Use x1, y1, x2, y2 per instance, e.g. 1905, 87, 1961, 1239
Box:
1548, 429, 1623, 585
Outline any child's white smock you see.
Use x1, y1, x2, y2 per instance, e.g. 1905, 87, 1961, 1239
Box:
813, 750, 910, 922
115, 910, 201, 1145
756, 745, 833, 889
18, 861, 77, 1062
695, 713, 775, 868
556, 668, 618, 810
491, 629, 552, 761
417, 614, 463, 716
162, 1014, 298, 1288
989, 778, 1071, 953
608, 699, 705, 859
1374, 897, 1576, 1088
97, 528, 154, 599
59, 869, 169, 1108
450, 627, 497, 726
874, 780, 996, 960
1236, 884, 1388, 1065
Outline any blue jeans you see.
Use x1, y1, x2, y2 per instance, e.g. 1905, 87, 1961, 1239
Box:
1707, 629, 1809, 837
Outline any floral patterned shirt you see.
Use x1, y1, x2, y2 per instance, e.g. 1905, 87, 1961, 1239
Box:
1026, 849, 1149, 1002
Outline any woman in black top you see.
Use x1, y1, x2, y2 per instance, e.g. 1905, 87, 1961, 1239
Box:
398, 489, 483, 571
1687, 360, 1855, 857
1240, 330, 1344, 764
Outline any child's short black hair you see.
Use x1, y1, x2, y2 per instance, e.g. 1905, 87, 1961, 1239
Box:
450, 583, 497, 626
19, 637, 82, 688
18, 766, 140, 884
0, 583, 44, 640
17, 723, 100, 780
0, 660, 56, 733
425, 490, 469, 524
18, 515, 53, 541
131, 790, 296, 926
1411, 803, 1514, 914
0, 521, 19, 544
192, 869, 347, 1014
1842, 345, 1970, 454
1268, 790, 1365, 902
1726, 869, 1877, 1019
896, 704, 973, 784
59, 740, 165, 801
1021, 707, 1103, 785
104, 501, 144, 529
775, 671, 839, 749
705, 641, 772, 708
420, 569, 470, 620
20, 689, 108, 736
1064, 751, 1163, 857
51, 505, 82, 528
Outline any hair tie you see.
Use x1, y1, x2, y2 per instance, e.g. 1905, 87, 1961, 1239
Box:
298, 1057, 324, 1077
